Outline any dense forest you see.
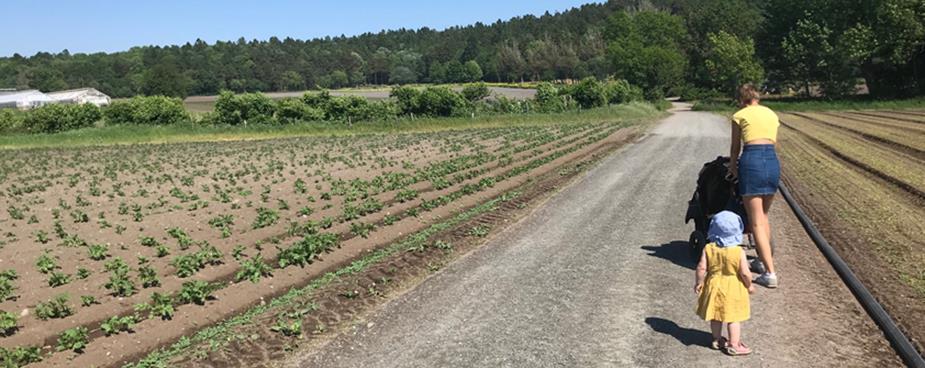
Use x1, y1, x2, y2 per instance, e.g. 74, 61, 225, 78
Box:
1, 0, 922, 99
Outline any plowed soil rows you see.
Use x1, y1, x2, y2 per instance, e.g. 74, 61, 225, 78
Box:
786, 112, 925, 154
0, 118, 646, 367
780, 114, 925, 194
777, 111, 925, 354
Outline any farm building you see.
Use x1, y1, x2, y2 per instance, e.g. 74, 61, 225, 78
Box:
0, 89, 53, 109
46, 87, 111, 106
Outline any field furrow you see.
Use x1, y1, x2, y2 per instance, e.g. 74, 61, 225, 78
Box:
778, 126, 925, 353
779, 117, 925, 197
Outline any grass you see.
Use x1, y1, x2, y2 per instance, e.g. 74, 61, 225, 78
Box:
0, 102, 665, 150
692, 96, 925, 113
126, 191, 521, 368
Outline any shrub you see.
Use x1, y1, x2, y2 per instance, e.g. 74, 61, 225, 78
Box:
415, 87, 468, 117
275, 98, 324, 124
0, 109, 24, 133
104, 96, 189, 125
533, 82, 569, 112
390, 86, 420, 115
214, 90, 275, 125
565, 77, 607, 109
604, 79, 644, 104
22, 103, 102, 133
461, 82, 491, 102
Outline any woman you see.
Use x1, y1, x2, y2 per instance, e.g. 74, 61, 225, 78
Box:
728, 84, 779, 288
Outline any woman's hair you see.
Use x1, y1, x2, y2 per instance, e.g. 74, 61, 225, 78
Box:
736, 84, 761, 104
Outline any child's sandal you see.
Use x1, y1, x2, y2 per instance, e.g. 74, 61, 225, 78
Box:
711, 337, 728, 350
725, 342, 752, 356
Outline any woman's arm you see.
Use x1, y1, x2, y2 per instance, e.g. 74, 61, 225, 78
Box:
729, 122, 741, 178
694, 250, 707, 293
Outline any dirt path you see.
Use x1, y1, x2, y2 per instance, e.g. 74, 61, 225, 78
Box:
283, 104, 900, 367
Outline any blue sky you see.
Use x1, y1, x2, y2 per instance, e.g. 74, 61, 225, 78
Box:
1, 1, 600, 57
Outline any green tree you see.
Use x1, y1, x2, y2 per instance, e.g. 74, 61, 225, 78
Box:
703, 31, 765, 95
605, 11, 688, 98
464, 60, 483, 82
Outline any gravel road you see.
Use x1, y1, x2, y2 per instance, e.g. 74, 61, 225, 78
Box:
287, 104, 899, 367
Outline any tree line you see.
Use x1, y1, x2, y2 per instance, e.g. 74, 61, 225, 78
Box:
1, 0, 922, 99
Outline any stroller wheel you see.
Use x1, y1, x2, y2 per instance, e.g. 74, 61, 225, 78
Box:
689, 230, 707, 261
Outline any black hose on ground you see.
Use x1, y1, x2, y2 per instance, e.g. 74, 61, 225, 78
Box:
779, 182, 924, 368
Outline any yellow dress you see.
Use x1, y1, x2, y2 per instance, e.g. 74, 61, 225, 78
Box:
696, 243, 750, 322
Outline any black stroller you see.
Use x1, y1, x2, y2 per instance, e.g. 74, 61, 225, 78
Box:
684, 156, 752, 260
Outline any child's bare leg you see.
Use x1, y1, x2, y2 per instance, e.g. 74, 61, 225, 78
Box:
710, 320, 723, 340
727, 322, 742, 347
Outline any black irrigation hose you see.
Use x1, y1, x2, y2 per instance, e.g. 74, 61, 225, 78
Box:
779, 182, 925, 368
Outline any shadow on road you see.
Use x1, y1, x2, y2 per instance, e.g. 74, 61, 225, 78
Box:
645, 317, 712, 348
641, 241, 696, 270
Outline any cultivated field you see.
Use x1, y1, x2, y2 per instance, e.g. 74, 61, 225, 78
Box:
0, 114, 646, 366
776, 109, 925, 352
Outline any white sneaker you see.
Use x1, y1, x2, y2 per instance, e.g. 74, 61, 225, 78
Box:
750, 259, 766, 274
755, 273, 778, 288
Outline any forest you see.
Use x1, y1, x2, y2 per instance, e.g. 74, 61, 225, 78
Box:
1, 0, 922, 99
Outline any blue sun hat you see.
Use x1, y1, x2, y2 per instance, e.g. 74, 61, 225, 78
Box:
708, 210, 744, 247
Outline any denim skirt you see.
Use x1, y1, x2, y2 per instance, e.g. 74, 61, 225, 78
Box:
737, 144, 780, 196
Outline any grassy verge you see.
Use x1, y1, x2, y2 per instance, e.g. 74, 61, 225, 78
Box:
692, 97, 925, 113
0, 102, 664, 150
126, 191, 520, 368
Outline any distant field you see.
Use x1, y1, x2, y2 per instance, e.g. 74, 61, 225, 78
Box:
772, 109, 925, 351
183, 86, 538, 113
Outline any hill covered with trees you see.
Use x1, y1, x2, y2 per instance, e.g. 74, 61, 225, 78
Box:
1, 0, 922, 99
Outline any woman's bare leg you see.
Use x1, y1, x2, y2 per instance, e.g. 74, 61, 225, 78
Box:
744, 195, 775, 274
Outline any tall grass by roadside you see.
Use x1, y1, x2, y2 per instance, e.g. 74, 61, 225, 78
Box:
0, 102, 664, 150
692, 97, 925, 113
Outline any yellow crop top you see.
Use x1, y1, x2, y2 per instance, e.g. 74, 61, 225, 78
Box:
732, 105, 779, 143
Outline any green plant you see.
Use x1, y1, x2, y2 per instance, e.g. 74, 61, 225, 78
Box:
138, 265, 160, 288
177, 280, 216, 305
467, 225, 490, 237
0, 311, 17, 336
80, 295, 98, 306
149, 292, 175, 320
35, 294, 73, 320
350, 222, 375, 238
155, 243, 170, 257
101, 315, 136, 336
271, 318, 302, 337
0, 270, 17, 301
47, 271, 71, 287
167, 227, 193, 249
252, 207, 279, 229
171, 254, 202, 278
0, 345, 42, 366
88, 243, 110, 260
56, 326, 89, 353
105, 269, 137, 297
235, 254, 273, 283
35, 252, 58, 274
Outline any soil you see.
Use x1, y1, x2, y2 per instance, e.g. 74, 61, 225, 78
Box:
164, 130, 621, 367
20, 123, 640, 367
